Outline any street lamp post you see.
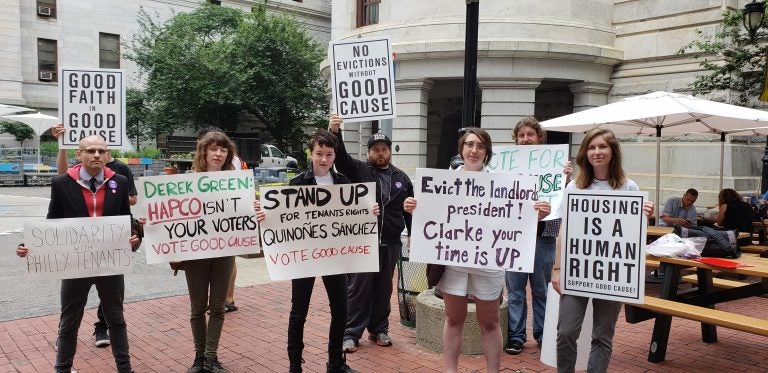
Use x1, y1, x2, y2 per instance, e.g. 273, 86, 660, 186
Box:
743, 1, 768, 194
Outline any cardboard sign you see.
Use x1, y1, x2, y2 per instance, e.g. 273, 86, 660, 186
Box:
23, 216, 133, 280
59, 68, 128, 149
329, 36, 396, 122
487, 144, 569, 220
560, 189, 647, 303
409, 168, 539, 272
259, 182, 378, 281
139, 170, 260, 264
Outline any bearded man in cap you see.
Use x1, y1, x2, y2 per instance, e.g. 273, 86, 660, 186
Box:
329, 114, 413, 352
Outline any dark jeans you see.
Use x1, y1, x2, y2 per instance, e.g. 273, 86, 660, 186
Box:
56, 275, 131, 373
344, 243, 400, 342
94, 304, 107, 332
287, 274, 348, 353
505, 236, 556, 343
184, 256, 235, 359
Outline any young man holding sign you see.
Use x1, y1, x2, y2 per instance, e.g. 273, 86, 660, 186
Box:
551, 128, 654, 373
328, 114, 413, 352
256, 130, 379, 373
16, 135, 140, 373
505, 117, 572, 355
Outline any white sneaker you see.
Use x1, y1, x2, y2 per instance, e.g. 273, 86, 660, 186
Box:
342, 339, 357, 353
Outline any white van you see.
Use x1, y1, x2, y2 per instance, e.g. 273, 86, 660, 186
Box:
259, 144, 298, 168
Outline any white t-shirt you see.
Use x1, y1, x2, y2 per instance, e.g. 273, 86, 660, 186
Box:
314, 173, 333, 186
565, 178, 639, 192
557, 178, 640, 220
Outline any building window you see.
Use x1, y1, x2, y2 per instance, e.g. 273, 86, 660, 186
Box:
292, 0, 303, 2
99, 33, 121, 69
37, 38, 57, 82
357, 0, 380, 27
209, 0, 221, 5
36, 0, 56, 18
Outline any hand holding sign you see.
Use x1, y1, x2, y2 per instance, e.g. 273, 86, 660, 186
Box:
329, 113, 342, 134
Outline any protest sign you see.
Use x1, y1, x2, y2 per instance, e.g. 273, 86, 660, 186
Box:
560, 189, 647, 303
259, 182, 378, 281
409, 168, 539, 272
23, 216, 133, 280
487, 144, 569, 220
59, 67, 127, 149
139, 170, 260, 264
329, 36, 396, 122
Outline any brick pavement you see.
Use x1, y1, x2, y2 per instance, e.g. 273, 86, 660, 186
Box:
1, 278, 767, 373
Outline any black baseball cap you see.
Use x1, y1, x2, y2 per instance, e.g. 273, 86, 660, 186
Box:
367, 133, 392, 148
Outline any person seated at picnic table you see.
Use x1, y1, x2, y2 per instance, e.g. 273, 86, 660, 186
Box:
658, 188, 698, 227
716, 188, 753, 245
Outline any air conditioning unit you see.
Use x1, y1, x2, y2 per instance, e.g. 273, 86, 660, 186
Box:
39, 71, 54, 81
37, 6, 52, 16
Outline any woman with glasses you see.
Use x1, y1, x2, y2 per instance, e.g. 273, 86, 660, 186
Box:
404, 128, 549, 373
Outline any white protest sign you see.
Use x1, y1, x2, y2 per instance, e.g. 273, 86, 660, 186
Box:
22, 216, 133, 280
259, 182, 378, 281
560, 189, 647, 303
329, 36, 396, 122
488, 144, 569, 221
409, 168, 539, 272
138, 170, 260, 264
59, 67, 128, 149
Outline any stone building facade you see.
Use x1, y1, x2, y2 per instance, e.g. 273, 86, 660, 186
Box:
0, 0, 331, 143
325, 0, 764, 206
1, 0, 764, 204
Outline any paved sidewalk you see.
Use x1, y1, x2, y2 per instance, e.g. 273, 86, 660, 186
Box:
1, 277, 767, 373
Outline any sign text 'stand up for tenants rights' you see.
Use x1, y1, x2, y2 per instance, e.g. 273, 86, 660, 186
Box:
23, 216, 133, 280
329, 36, 396, 122
259, 182, 379, 281
409, 168, 540, 272
139, 170, 260, 264
487, 144, 569, 221
59, 68, 127, 149
560, 190, 647, 304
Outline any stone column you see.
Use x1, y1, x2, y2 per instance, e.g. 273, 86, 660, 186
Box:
0, 0, 25, 105
392, 78, 434, 172
568, 82, 612, 112
567, 82, 612, 146
478, 79, 541, 148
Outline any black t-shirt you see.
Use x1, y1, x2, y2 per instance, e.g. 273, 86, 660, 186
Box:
106, 159, 137, 196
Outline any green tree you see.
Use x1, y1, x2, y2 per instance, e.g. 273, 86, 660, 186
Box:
0, 121, 35, 147
126, 88, 152, 149
127, 3, 327, 150
679, 9, 768, 105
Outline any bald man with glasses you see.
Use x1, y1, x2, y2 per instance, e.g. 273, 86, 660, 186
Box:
17, 135, 140, 373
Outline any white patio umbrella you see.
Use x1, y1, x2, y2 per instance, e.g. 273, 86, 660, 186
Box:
540, 91, 768, 222
1, 112, 60, 166
0, 104, 33, 116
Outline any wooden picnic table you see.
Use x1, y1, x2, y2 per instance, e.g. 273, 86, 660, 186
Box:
647, 225, 750, 240
626, 254, 768, 363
